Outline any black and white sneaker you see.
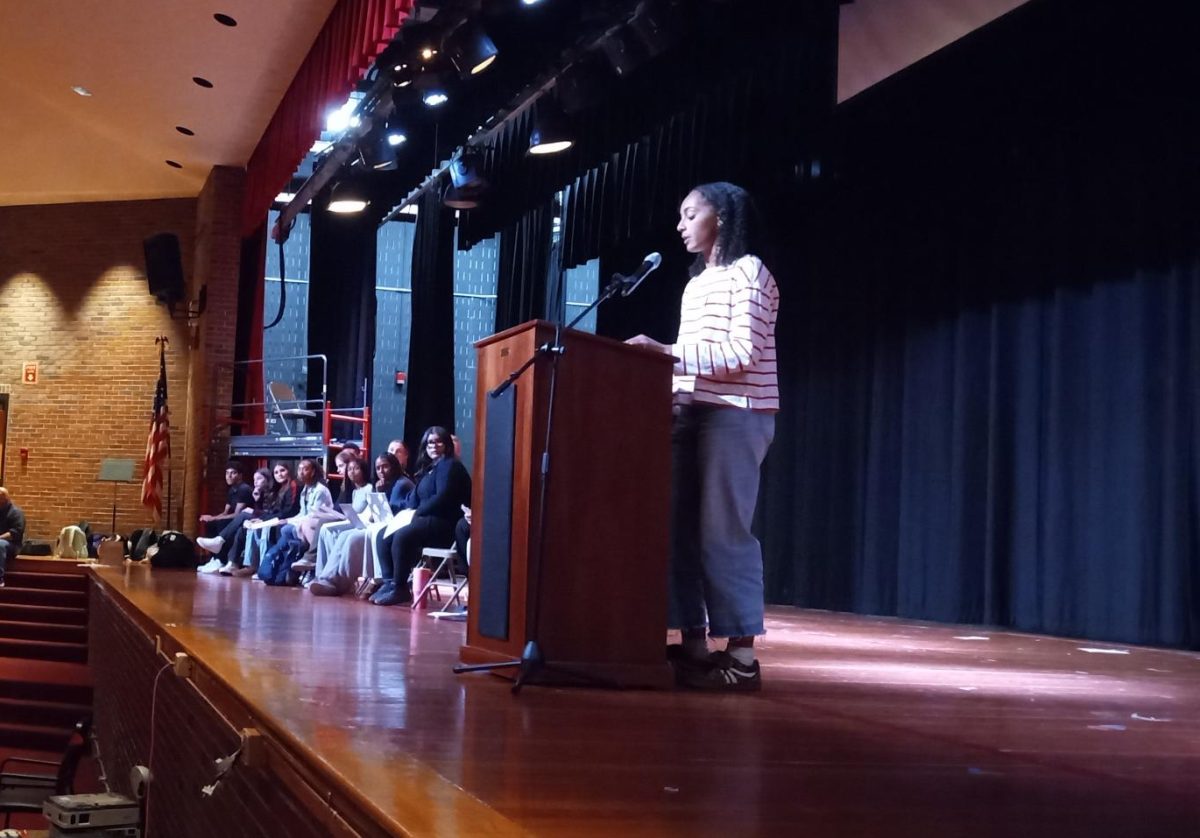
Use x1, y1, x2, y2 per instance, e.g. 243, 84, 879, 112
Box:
679, 650, 761, 692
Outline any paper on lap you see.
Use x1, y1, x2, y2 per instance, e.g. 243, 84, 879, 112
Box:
383, 508, 415, 537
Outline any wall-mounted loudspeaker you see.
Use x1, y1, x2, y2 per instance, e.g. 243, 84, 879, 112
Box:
143, 232, 186, 306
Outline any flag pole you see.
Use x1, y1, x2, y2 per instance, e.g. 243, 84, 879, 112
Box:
158, 335, 171, 530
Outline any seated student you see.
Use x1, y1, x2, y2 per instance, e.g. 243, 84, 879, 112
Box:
292, 450, 356, 574
197, 462, 254, 574
372, 426, 471, 606
196, 467, 272, 573
387, 438, 412, 474
0, 488, 26, 588
258, 458, 332, 584
309, 455, 395, 598
455, 505, 471, 570
361, 452, 411, 585
235, 462, 300, 577
377, 451, 414, 508
312, 455, 372, 570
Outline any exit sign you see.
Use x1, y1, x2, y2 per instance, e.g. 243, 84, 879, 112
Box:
21, 362, 38, 384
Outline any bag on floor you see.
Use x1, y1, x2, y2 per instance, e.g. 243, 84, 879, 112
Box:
18, 539, 52, 556
55, 525, 90, 559
150, 530, 198, 569
259, 539, 304, 586
127, 528, 160, 562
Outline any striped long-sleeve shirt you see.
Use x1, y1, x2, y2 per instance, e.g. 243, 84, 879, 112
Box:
670, 254, 779, 412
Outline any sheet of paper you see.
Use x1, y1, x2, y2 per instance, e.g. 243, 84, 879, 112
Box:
382, 508, 415, 537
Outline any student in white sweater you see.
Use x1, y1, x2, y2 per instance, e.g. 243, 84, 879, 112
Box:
628, 181, 779, 691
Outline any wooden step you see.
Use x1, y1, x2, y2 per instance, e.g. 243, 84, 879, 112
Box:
0, 721, 73, 753
9, 557, 90, 576
0, 637, 88, 664
0, 657, 93, 701
0, 696, 91, 730
0, 602, 88, 626
0, 620, 87, 644
0, 586, 88, 608
2, 570, 88, 593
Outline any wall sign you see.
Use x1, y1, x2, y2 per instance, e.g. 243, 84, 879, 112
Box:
21, 362, 38, 384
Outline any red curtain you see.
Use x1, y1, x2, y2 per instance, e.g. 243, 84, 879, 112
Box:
240, 0, 414, 237
236, 0, 411, 434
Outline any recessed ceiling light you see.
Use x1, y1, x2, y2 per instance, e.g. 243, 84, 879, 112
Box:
175, 126, 195, 136
423, 91, 449, 107
193, 77, 214, 88
420, 46, 437, 61
166, 160, 183, 169
213, 13, 238, 27
71, 85, 92, 97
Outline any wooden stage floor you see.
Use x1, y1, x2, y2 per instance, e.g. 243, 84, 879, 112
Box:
90, 563, 1200, 837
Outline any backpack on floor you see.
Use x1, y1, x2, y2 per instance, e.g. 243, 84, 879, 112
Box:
127, 528, 160, 562
55, 525, 90, 559
150, 531, 198, 569
259, 539, 304, 586
18, 539, 52, 556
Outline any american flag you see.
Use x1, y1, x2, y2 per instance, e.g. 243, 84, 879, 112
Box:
141, 339, 170, 521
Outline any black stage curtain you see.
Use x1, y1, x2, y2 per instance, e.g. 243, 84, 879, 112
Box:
234, 221, 267, 435
755, 0, 1200, 648
404, 187, 457, 447
308, 202, 377, 419
494, 199, 553, 332
456, 0, 838, 255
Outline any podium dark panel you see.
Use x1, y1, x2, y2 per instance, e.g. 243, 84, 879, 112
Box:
462, 320, 675, 687
478, 385, 515, 640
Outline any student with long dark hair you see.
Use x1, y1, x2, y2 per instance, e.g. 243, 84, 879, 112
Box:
627, 182, 780, 691
258, 458, 333, 585
371, 426, 471, 606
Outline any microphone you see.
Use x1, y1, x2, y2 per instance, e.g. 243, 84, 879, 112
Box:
618, 252, 663, 297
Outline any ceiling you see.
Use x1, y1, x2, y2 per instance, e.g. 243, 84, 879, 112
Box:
838, 0, 1030, 102
0, 0, 338, 207
0, 0, 1031, 209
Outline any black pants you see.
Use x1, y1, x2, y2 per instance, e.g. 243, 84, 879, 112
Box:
212, 512, 252, 561
381, 516, 457, 582
454, 517, 471, 568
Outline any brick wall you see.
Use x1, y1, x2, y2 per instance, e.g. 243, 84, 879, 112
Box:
0, 198, 197, 539
183, 166, 246, 529
89, 583, 336, 838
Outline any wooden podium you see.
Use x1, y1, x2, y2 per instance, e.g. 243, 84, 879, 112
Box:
459, 320, 675, 688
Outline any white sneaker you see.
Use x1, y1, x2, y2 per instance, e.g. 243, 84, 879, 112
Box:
197, 558, 223, 574
218, 562, 236, 576
196, 536, 225, 554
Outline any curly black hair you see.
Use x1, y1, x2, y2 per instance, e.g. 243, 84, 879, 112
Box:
687, 181, 762, 277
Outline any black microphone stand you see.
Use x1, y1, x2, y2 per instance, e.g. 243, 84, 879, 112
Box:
453, 273, 632, 693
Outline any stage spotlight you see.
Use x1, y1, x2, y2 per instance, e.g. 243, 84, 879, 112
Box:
446, 20, 499, 77
528, 100, 573, 155
328, 180, 369, 213
443, 151, 488, 209
392, 62, 416, 87
365, 133, 398, 171
599, 25, 645, 77
423, 90, 449, 107
384, 113, 407, 147
556, 55, 607, 115
630, 0, 678, 57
